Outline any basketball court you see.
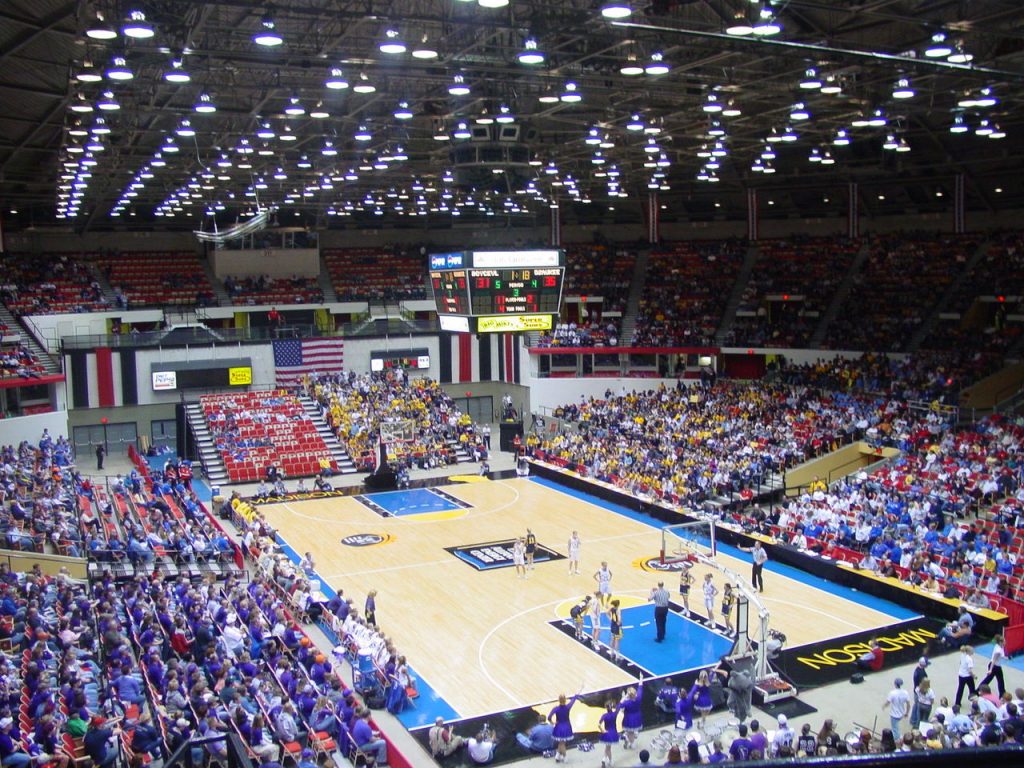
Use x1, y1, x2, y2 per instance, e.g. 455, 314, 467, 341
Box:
259, 475, 920, 728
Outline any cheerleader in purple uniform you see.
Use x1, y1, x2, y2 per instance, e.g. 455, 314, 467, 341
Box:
691, 669, 713, 731
598, 699, 620, 768
620, 678, 644, 749
548, 690, 581, 763
675, 686, 694, 729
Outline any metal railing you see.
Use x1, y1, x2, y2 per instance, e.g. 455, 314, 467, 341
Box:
60, 318, 442, 351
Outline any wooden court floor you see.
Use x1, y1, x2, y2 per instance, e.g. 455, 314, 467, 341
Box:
261, 478, 906, 720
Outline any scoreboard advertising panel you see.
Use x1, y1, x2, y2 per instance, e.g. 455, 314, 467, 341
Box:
430, 249, 564, 332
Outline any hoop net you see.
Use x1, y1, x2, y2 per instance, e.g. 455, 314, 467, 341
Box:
660, 520, 717, 565
378, 419, 417, 465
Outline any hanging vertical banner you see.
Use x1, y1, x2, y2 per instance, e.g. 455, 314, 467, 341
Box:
647, 191, 659, 243
550, 203, 561, 246
848, 182, 859, 239
954, 174, 966, 234
746, 189, 758, 241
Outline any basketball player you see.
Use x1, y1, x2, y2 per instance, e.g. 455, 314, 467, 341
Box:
702, 573, 718, 627
567, 531, 582, 575
722, 583, 736, 635
512, 537, 527, 579
678, 563, 694, 616
570, 595, 591, 640
594, 561, 613, 608
525, 528, 537, 570
589, 590, 603, 646
608, 598, 623, 661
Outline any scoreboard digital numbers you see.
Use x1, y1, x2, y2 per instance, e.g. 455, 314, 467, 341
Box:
429, 249, 565, 332
430, 269, 470, 315
469, 268, 562, 314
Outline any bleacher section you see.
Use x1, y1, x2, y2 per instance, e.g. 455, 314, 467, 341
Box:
563, 243, 635, 314
0, 253, 106, 315
825, 233, 982, 352
632, 239, 746, 347
95, 251, 214, 308
225, 274, 322, 305
731, 236, 861, 348
322, 247, 426, 301
198, 391, 346, 482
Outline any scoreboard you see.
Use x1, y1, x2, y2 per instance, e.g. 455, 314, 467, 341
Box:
430, 249, 565, 332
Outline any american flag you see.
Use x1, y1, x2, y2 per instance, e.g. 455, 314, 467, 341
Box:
273, 338, 345, 386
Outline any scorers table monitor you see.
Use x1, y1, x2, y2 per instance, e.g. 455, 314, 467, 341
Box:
429, 249, 565, 319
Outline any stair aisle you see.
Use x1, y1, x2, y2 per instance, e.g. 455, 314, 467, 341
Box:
618, 248, 651, 344
185, 403, 229, 486
298, 395, 358, 474
809, 240, 871, 348
0, 303, 61, 374
714, 243, 760, 345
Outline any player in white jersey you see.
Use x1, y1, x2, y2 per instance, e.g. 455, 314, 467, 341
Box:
567, 531, 581, 575
594, 561, 613, 607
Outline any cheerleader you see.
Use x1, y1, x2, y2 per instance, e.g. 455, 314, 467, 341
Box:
722, 583, 736, 635
691, 669, 713, 731
608, 598, 623, 661
548, 688, 582, 763
675, 686, 694, 730
364, 590, 377, 627
620, 679, 644, 749
702, 573, 718, 627
598, 699, 620, 768
678, 563, 694, 616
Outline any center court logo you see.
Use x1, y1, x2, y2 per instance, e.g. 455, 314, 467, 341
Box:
341, 533, 393, 547
446, 538, 565, 571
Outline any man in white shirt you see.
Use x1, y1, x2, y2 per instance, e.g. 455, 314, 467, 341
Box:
883, 678, 911, 738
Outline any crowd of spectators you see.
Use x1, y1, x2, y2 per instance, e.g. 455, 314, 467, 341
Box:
632, 240, 747, 347
0, 344, 45, 381
537, 320, 620, 348
533, 379, 887, 506
307, 370, 486, 471
224, 275, 323, 306
98, 252, 216, 309
324, 247, 426, 302
0, 254, 108, 315
563, 243, 635, 315
826, 233, 982, 351
729, 236, 861, 349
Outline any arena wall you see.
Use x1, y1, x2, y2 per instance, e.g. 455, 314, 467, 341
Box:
0, 409, 70, 446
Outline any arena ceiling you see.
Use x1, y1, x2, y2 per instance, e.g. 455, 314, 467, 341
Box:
1, 0, 1023, 232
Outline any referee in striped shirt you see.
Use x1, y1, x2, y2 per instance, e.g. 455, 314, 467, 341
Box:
650, 581, 670, 642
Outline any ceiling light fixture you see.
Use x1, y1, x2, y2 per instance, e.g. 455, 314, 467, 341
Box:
379, 29, 406, 54
353, 73, 376, 93
752, 6, 782, 36
453, 121, 471, 139
194, 93, 217, 113
560, 81, 582, 102
77, 61, 102, 83
86, 11, 117, 40
448, 74, 470, 96
412, 35, 438, 59
106, 57, 133, 81
253, 16, 283, 46
892, 78, 914, 99
820, 75, 842, 95
799, 68, 821, 90
789, 102, 810, 121
949, 114, 968, 134
96, 91, 119, 111
833, 128, 850, 146
164, 58, 190, 83
645, 52, 670, 75
309, 103, 330, 119
518, 38, 545, 65
325, 68, 348, 89
284, 96, 305, 115
71, 94, 94, 113
122, 10, 154, 39
620, 53, 644, 76
947, 42, 973, 64
394, 101, 414, 120
925, 31, 952, 58
600, 2, 632, 20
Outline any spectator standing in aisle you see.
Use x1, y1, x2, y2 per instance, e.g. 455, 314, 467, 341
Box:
882, 678, 911, 739
96, 444, 105, 470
